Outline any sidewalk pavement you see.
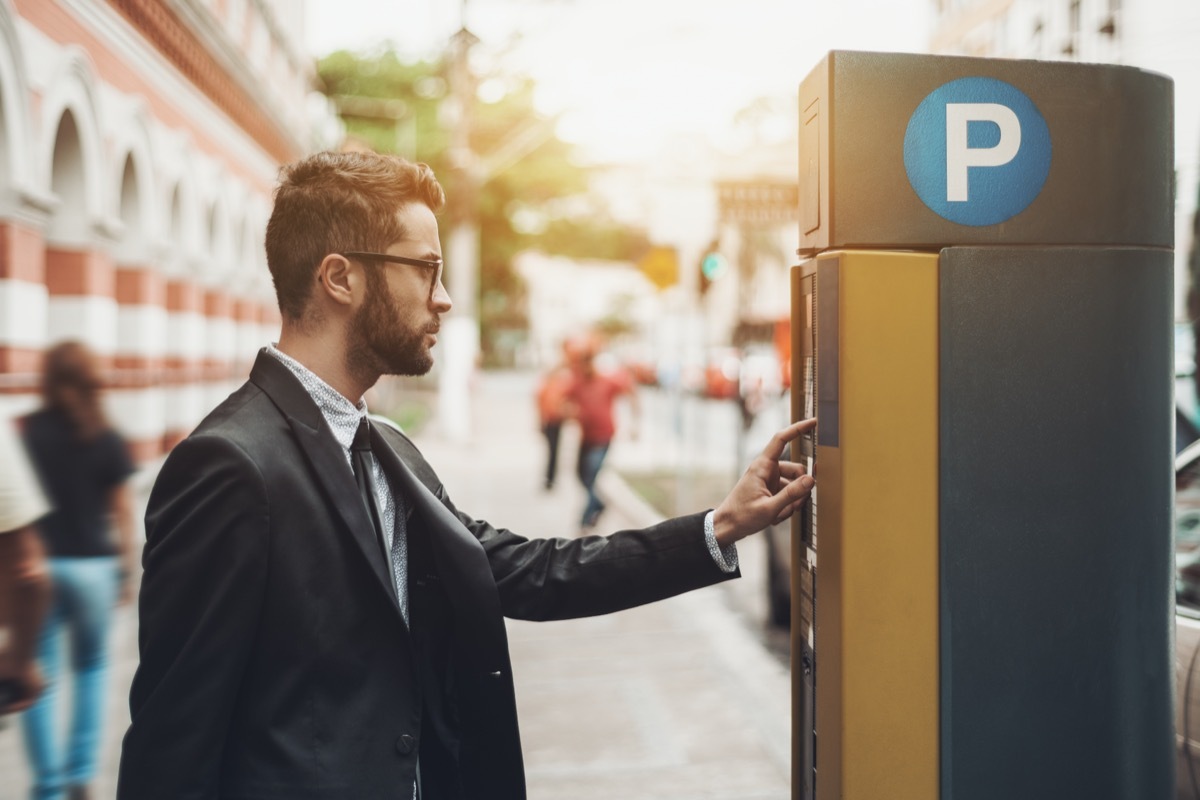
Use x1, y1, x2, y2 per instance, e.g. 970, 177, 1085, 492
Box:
0, 370, 791, 800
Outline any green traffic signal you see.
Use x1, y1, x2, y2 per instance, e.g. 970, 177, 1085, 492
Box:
701, 252, 728, 280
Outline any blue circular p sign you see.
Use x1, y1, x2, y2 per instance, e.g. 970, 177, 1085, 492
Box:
904, 77, 1051, 226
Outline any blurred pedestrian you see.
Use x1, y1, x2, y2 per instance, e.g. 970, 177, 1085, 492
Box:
0, 416, 52, 717
534, 343, 574, 490
117, 151, 815, 800
565, 341, 639, 531
20, 341, 137, 800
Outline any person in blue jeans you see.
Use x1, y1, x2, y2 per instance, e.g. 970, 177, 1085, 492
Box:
19, 342, 137, 800
564, 342, 638, 531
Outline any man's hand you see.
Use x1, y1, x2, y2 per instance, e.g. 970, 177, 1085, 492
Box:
0, 524, 50, 716
118, 570, 136, 606
0, 663, 44, 715
712, 418, 817, 548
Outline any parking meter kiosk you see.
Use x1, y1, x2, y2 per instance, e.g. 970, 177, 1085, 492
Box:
791, 52, 1174, 800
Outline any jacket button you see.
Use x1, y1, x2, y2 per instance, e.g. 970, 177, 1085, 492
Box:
395, 734, 416, 755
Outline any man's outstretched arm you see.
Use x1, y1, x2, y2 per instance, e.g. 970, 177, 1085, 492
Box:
404, 418, 817, 622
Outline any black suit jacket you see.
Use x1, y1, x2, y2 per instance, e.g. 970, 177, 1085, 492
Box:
116, 351, 737, 800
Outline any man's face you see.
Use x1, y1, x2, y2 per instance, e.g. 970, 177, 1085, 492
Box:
347, 202, 451, 378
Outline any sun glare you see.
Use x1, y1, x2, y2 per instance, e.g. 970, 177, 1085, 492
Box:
307, 0, 932, 163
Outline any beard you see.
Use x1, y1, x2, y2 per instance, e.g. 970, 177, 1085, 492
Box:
347, 284, 437, 380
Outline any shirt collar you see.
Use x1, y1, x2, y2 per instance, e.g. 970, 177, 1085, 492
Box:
266, 344, 366, 453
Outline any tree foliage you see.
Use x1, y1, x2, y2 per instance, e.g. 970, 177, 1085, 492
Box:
317, 49, 649, 366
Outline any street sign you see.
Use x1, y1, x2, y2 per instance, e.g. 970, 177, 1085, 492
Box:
717, 181, 800, 224
638, 245, 679, 289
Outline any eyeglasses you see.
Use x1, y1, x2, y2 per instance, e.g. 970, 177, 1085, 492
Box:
340, 251, 444, 300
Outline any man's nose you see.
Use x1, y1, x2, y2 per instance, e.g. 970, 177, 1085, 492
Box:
432, 280, 452, 312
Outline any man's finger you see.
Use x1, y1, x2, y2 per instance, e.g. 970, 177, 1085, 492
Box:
767, 472, 815, 516
772, 496, 806, 525
773, 498, 806, 526
762, 418, 817, 461
778, 461, 807, 480
772, 484, 814, 524
774, 470, 809, 494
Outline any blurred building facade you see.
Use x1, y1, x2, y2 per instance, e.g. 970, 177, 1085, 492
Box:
515, 251, 662, 368
929, 0, 1200, 319
709, 137, 798, 343
0, 0, 337, 462
585, 132, 797, 384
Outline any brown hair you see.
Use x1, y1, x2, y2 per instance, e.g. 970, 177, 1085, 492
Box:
40, 341, 109, 442
264, 151, 446, 321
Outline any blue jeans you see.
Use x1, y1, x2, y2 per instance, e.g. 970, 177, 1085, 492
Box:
576, 442, 610, 527
22, 557, 118, 800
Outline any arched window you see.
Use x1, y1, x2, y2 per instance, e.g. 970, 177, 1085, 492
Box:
47, 110, 88, 245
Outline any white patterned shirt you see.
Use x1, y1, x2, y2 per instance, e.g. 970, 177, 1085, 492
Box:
267, 346, 410, 624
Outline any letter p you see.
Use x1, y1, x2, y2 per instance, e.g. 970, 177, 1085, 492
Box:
945, 103, 1022, 202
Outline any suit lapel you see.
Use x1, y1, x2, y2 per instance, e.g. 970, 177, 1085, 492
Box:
248, 352, 406, 624
370, 425, 509, 659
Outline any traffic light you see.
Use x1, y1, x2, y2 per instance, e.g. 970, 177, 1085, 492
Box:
699, 244, 727, 296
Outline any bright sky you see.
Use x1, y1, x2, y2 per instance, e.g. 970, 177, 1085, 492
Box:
305, 0, 933, 163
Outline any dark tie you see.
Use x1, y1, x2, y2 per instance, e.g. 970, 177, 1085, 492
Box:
351, 418, 394, 598
351, 419, 419, 799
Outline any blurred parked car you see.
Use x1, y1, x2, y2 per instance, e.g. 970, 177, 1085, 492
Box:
1179, 321, 1196, 379
700, 345, 786, 406
704, 348, 741, 400
1179, 323, 1200, 454
613, 344, 659, 388
762, 520, 792, 628
741, 348, 783, 392
628, 359, 658, 387
1173, 438, 1200, 797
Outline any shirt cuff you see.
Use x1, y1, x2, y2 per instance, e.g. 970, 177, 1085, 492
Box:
704, 510, 738, 573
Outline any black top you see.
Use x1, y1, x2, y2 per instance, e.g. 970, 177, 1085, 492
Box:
22, 408, 134, 558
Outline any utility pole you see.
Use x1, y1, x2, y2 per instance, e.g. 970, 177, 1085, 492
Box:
438, 15, 481, 442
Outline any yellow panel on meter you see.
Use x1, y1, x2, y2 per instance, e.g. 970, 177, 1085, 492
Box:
792, 249, 940, 800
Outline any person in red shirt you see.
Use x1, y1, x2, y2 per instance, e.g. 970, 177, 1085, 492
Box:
565, 344, 638, 530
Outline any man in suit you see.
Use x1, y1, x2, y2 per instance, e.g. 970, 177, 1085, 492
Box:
116, 151, 815, 800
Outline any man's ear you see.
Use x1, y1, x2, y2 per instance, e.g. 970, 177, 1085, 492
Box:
315, 253, 358, 307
